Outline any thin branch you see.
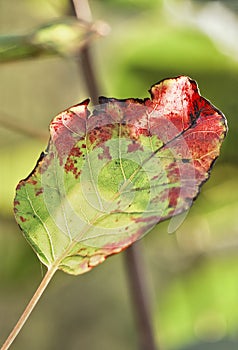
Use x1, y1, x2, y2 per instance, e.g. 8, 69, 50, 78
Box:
69, 0, 100, 104
72, 0, 92, 21
69, 2, 158, 349
0, 266, 57, 350
77, 45, 100, 105
0, 110, 48, 140
125, 244, 158, 350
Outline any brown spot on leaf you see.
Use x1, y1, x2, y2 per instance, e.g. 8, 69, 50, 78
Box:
36, 188, 44, 196
127, 141, 143, 153
98, 145, 112, 160
133, 215, 158, 224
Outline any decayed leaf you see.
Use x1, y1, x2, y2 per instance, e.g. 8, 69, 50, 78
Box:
14, 76, 227, 275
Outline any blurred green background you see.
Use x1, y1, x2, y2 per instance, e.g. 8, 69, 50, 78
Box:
0, 0, 238, 349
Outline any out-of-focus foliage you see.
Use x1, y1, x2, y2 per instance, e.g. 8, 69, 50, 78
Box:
0, 19, 100, 63
0, 1, 238, 350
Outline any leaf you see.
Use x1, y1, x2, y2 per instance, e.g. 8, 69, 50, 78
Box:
14, 76, 227, 275
0, 18, 101, 63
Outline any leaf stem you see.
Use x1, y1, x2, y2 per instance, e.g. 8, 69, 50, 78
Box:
0, 266, 57, 350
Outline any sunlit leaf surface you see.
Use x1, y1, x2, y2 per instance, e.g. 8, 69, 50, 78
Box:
14, 76, 227, 275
